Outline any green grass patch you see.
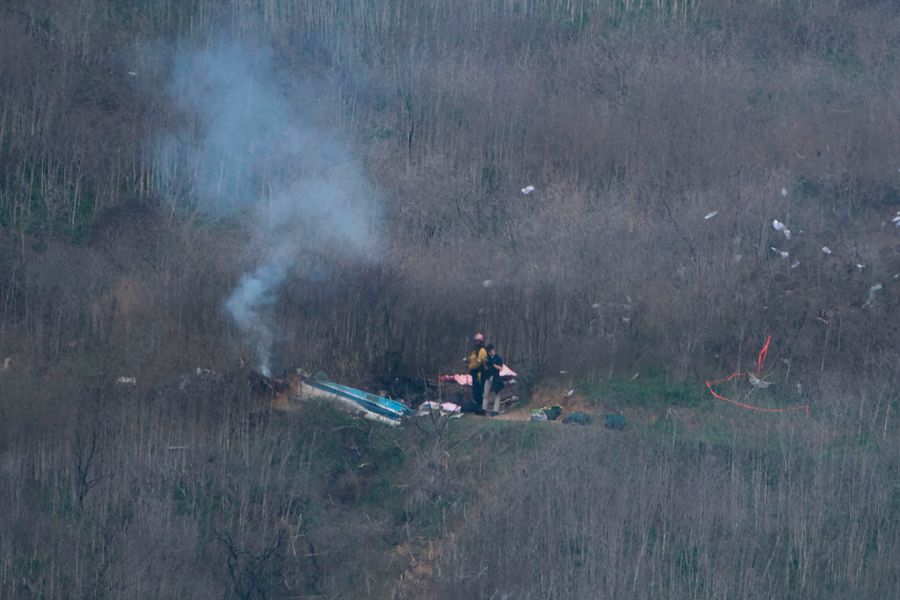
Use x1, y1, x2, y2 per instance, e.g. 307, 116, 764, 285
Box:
582, 374, 707, 409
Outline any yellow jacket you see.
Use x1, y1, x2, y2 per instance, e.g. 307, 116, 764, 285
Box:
466, 347, 488, 372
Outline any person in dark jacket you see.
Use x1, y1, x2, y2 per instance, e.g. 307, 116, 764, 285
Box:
483, 343, 505, 415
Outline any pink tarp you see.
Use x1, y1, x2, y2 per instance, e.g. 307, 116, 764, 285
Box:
439, 365, 517, 386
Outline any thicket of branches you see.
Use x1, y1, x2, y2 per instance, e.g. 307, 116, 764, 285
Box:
440, 381, 900, 599
2, 0, 899, 385
2, 2, 900, 597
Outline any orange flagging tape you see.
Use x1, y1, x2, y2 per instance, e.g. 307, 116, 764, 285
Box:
705, 336, 810, 416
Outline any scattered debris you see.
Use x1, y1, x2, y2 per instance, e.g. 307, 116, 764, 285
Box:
865, 283, 883, 307
419, 401, 461, 413
521, 185, 535, 195
565, 389, 575, 397
1, 357, 9, 372
294, 370, 412, 426
440, 365, 518, 386
604, 414, 627, 430
559, 370, 568, 374
542, 405, 562, 420
781, 187, 788, 197
563, 412, 592, 425
748, 373, 772, 389
167, 446, 188, 451
791, 260, 801, 269
822, 246, 832, 254
116, 376, 137, 385
770, 246, 789, 259
704, 211, 718, 220
482, 279, 493, 288
629, 372, 640, 381
591, 302, 602, 309
772, 219, 791, 240
857, 264, 865, 271
530, 406, 562, 421
127, 71, 137, 77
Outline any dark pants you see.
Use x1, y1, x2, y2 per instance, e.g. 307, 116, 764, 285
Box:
469, 369, 485, 412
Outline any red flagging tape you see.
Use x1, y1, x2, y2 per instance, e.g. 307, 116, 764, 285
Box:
756, 335, 771, 377
705, 336, 810, 416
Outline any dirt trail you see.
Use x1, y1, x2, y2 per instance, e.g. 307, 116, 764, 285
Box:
492, 384, 598, 421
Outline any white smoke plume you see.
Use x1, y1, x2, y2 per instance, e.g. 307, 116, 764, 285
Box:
160, 43, 381, 375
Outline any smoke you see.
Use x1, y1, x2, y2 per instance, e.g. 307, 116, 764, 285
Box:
161, 42, 382, 375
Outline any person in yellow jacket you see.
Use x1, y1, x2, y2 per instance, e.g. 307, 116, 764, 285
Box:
464, 332, 489, 414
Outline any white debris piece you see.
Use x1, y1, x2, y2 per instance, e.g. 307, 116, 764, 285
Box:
521, 185, 535, 195
772, 220, 792, 240
857, 264, 865, 270
127, 71, 137, 76
1, 357, 9, 371
781, 187, 788, 197
482, 279, 493, 288
791, 260, 800, 269
770, 246, 789, 259
591, 302, 602, 309
894, 274, 900, 280
892, 214, 900, 226
116, 376, 137, 385
822, 246, 832, 254
748, 373, 772, 389
420, 401, 461, 413
704, 211, 718, 220
566, 389, 575, 397
866, 283, 883, 306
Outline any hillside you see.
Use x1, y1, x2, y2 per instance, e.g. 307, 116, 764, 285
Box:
1, 0, 900, 597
